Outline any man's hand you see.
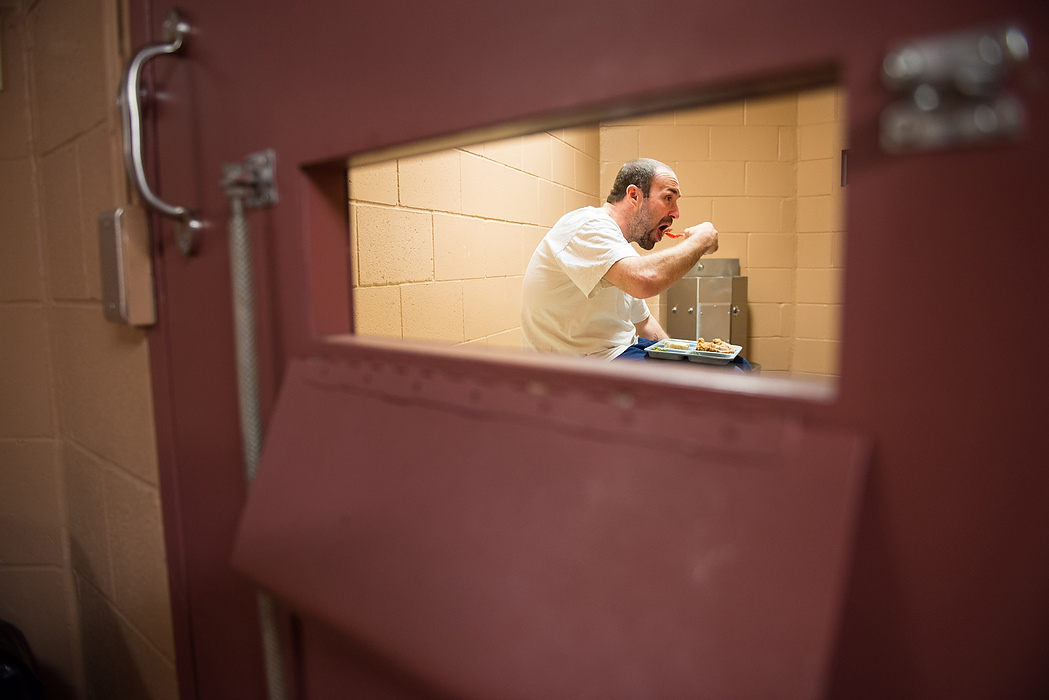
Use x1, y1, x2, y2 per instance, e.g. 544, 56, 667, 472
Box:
683, 222, 719, 255
605, 220, 722, 299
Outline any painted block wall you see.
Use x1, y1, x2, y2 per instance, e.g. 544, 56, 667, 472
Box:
0, 0, 178, 697
350, 127, 602, 349
795, 87, 846, 378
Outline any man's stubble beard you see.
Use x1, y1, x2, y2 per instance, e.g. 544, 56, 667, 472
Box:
630, 201, 659, 251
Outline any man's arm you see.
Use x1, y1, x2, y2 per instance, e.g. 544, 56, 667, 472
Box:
604, 223, 719, 299
635, 314, 668, 341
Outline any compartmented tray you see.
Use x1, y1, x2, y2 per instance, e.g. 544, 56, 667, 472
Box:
687, 343, 742, 365
644, 338, 742, 365
644, 338, 696, 360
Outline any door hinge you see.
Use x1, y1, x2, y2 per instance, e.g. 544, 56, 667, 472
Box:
880, 24, 1030, 154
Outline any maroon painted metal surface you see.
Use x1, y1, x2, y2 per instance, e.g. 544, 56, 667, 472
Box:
233, 350, 868, 698
132, 0, 1049, 698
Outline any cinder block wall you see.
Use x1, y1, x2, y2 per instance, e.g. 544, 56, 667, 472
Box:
795, 88, 846, 378
601, 89, 846, 378
350, 127, 602, 349
0, 0, 177, 697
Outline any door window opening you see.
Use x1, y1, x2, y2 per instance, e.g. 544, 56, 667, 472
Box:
347, 85, 847, 392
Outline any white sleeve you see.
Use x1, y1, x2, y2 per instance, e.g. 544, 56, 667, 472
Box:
554, 218, 638, 298
629, 296, 650, 324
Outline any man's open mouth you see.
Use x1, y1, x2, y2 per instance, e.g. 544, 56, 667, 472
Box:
658, 222, 679, 238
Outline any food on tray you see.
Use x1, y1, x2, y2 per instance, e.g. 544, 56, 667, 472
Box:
662, 340, 692, 350
695, 337, 734, 354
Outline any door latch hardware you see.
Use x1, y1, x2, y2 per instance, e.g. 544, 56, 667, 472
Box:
880, 24, 1029, 153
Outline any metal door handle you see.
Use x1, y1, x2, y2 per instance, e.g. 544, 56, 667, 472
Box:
118, 8, 202, 255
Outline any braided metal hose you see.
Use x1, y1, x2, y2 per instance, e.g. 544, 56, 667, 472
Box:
229, 194, 262, 477
228, 192, 288, 700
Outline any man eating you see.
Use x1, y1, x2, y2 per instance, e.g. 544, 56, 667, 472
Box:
521, 157, 725, 361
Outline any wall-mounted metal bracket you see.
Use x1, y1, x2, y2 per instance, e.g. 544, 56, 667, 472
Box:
880, 24, 1030, 154
221, 149, 278, 207
98, 205, 156, 326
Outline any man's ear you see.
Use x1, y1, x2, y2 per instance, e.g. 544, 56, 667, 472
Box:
626, 184, 643, 206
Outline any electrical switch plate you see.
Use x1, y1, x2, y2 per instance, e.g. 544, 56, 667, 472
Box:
98, 205, 156, 326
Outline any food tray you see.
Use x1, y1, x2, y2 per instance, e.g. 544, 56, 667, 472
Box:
687, 342, 742, 365
644, 338, 696, 360
644, 338, 743, 365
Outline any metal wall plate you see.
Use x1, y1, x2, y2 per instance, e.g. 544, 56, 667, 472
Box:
98, 205, 156, 326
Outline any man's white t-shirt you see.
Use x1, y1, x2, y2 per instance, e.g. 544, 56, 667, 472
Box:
520, 206, 650, 359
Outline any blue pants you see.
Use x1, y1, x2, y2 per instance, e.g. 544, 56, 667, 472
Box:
614, 337, 752, 372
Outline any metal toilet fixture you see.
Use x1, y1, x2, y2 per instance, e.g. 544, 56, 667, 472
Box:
666, 258, 748, 350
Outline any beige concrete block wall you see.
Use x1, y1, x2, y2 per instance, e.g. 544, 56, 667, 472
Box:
350, 126, 602, 349
0, 1, 177, 698
795, 87, 846, 379
601, 89, 845, 378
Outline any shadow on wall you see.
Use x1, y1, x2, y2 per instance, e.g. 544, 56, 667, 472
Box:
70, 541, 169, 700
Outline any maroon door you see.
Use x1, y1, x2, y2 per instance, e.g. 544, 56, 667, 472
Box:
131, 1, 1049, 698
